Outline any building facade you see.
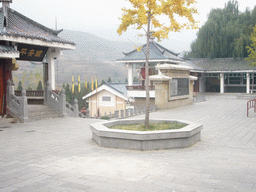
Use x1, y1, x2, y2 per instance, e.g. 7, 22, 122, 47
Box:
185, 58, 256, 94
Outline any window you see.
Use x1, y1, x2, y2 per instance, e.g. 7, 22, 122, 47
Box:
169, 78, 189, 97
102, 96, 111, 101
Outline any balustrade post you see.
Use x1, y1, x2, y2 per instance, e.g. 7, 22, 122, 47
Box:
125, 109, 129, 117
74, 99, 79, 117
20, 89, 29, 123
60, 89, 67, 117
115, 110, 119, 119
86, 110, 90, 118
134, 108, 137, 115
120, 110, 124, 118
130, 108, 134, 116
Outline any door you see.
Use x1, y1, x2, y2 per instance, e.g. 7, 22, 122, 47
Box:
0, 64, 5, 115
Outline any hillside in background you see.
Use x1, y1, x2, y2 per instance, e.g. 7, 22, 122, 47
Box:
59, 30, 135, 61
13, 30, 137, 89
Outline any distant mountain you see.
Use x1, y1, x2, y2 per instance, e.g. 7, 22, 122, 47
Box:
55, 30, 138, 84
59, 30, 135, 61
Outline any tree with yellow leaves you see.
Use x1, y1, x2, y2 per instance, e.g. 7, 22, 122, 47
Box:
246, 24, 256, 66
117, 0, 198, 128
246, 24, 256, 93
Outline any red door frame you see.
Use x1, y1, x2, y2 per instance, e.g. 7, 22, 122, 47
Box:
0, 62, 6, 116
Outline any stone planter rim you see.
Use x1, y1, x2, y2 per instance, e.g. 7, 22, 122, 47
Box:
90, 119, 203, 141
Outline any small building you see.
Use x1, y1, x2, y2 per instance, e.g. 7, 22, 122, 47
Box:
82, 84, 128, 117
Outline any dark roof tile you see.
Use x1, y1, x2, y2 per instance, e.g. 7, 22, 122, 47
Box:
0, 44, 18, 53
0, 7, 75, 46
116, 41, 183, 62
188, 58, 256, 71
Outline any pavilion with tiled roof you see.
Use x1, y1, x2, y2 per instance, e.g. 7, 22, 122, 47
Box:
116, 38, 184, 88
0, 0, 75, 116
116, 38, 199, 110
117, 40, 183, 64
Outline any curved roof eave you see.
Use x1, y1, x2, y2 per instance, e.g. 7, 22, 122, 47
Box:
0, 35, 75, 49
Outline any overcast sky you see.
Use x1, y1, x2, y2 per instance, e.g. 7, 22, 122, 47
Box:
10, 0, 256, 52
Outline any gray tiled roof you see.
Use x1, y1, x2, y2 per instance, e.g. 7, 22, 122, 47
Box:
187, 58, 256, 72
107, 82, 128, 97
0, 44, 18, 53
116, 41, 183, 62
0, 7, 75, 45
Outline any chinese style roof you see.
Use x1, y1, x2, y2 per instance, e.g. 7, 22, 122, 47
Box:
116, 40, 183, 63
0, 7, 75, 48
0, 44, 17, 53
187, 58, 256, 72
0, 44, 19, 58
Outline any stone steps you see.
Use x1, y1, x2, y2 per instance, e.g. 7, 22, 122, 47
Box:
28, 104, 61, 122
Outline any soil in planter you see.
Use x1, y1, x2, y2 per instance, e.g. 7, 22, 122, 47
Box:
108, 122, 187, 131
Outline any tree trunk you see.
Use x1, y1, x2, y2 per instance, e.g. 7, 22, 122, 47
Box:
145, 14, 151, 129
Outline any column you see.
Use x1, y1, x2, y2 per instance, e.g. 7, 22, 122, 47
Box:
46, 48, 60, 90
128, 64, 133, 86
220, 73, 224, 94
246, 72, 250, 94
46, 49, 55, 90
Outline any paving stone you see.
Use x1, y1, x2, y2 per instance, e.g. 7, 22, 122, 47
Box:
0, 94, 255, 191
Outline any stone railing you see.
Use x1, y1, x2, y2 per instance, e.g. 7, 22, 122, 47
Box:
98, 105, 157, 119
14, 90, 44, 97
6, 80, 29, 123
44, 82, 86, 118
126, 85, 155, 90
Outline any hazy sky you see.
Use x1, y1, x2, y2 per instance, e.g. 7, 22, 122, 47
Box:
10, 0, 256, 52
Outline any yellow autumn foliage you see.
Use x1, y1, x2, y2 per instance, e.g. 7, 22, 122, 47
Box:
246, 24, 256, 66
117, 0, 198, 41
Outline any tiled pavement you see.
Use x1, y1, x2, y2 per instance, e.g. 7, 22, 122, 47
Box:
0, 94, 255, 192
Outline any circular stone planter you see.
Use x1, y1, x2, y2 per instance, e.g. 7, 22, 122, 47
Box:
90, 119, 203, 151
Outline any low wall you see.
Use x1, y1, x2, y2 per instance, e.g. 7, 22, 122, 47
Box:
236, 94, 256, 100
90, 119, 203, 151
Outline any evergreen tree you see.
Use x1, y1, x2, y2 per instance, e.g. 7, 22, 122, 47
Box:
65, 83, 72, 104
107, 77, 112, 83
36, 81, 43, 90
100, 80, 106, 86
17, 81, 23, 90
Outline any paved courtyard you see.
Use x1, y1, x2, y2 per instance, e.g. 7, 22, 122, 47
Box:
0, 94, 255, 192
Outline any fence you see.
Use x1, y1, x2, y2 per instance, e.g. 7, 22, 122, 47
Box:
44, 82, 86, 118
247, 99, 256, 117
6, 80, 29, 123
96, 105, 157, 120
